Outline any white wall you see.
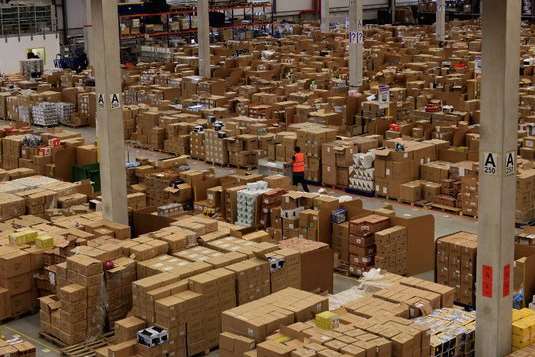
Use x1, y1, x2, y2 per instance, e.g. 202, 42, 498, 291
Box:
0, 34, 61, 74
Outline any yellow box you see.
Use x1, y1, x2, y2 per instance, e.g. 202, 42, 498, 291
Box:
512, 333, 531, 347
9, 230, 38, 246
513, 308, 535, 322
512, 321, 531, 338
315, 311, 340, 330
35, 235, 54, 249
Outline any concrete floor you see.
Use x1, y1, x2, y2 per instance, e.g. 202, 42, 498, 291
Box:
0, 123, 480, 356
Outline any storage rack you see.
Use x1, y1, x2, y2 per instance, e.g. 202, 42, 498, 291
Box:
119, 1, 273, 61
0, 3, 56, 39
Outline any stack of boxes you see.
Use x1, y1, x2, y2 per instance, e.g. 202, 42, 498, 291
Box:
32, 102, 58, 126
104, 257, 137, 324
226, 258, 270, 305
52, 255, 105, 345
332, 221, 349, 268
460, 174, 479, 217
413, 308, 476, 356
512, 308, 535, 351
374, 225, 408, 275
205, 129, 228, 165
56, 102, 76, 126
436, 231, 478, 307
516, 168, 535, 224
349, 152, 375, 193
236, 181, 269, 227
221, 288, 329, 343
189, 268, 237, 350
190, 130, 206, 160
296, 126, 337, 183
0, 246, 33, 320
0, 338, 36, 356
348, 214, 390, 275
164, 123, 192, 155
264, 248, 301, 292
298, 209, 319, 241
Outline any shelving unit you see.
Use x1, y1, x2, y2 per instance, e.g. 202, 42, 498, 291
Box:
118, 1, 273, 62
0, 3, 56, 38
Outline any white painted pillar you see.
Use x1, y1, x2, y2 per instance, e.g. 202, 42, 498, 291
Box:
348, 0, 363, 89
476, 0, 520, 356
84, 0, 94, 65
436, 0, 446, 42
198, 0, 211, 78
391, 0, 396, 24
321, 0, 330, 33
91, 0, 128, 225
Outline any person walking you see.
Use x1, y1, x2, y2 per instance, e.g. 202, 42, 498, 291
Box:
292, 146, 309, 192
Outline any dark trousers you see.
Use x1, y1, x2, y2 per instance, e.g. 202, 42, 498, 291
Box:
292, 172, 309, 192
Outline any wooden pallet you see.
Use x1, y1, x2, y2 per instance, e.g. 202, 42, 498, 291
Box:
39, 332, 67, 349
59, 332, 115, 357
60, 122, 88, 128
397, 199, 432, 208
430, 203, 463, 215
334, 264, 350, 277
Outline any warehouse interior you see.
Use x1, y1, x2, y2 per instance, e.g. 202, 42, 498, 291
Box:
0, 0, 532, 356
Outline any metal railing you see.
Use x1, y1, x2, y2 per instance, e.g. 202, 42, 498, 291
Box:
0, 3, 56, 39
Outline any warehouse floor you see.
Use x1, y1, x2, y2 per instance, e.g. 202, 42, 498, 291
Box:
0, 122, 479, 356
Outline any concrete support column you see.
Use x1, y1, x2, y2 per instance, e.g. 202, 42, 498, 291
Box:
198, 0, 211, 78
436, 0, 446, 42
321, 0, 330, 33
476, 1, 520, 356
391, 0, 396, 24
83, 0, 94, 65
348, 0, 363, 89
90, 0, 128, 225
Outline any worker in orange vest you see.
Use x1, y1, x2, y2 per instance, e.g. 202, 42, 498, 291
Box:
292, 147, 309, 192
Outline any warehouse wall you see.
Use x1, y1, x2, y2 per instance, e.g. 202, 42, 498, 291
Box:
0, 34, 61, 74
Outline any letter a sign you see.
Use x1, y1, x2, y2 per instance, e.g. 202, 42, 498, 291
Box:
483, 152, 497, 176
504, 151, 516, 177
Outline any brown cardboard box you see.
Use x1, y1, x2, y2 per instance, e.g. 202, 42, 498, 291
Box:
76, 145, 98, 166
278, 238, 333, 293
114, 316, 146, 343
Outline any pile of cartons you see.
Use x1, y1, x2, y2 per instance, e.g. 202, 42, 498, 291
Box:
221, 288, 329, 343
348, 214, 391, 275
512, 308, 535, 351
436, 231, 478, 307
295, 125, 338, 183
412, 308, 476, 356
517, 167, 535, 224
0, 338, 36, 356
41, 255, 106, 345
236, 181, 270, 227
349, 151, 376, 194
374, 225, 408, 275
205, 129, 228, 165
0, 245, 35, 320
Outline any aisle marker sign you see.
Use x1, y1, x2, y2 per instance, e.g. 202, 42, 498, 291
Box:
482, 265, 493, 298
110, 93, 121, 110
349, 31, 364, 45
482, 152, 497, 176
97, 94, 105, 109
503, 264, 511, 297
504, 151, 516, 177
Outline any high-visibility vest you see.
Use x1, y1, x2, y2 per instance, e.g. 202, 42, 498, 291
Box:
293, 152, 305, 173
